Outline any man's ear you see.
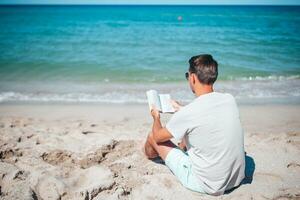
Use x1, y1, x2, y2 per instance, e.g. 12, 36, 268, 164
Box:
191, 73, 196, 84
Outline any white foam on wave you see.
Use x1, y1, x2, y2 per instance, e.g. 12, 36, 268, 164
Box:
228, 75, 300, 81
0, 92, 147, 104
0, 78, 299, 104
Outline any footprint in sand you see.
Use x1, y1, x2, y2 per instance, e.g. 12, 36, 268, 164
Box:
79, 140, 118, 169
40, 139, 119, 168
0, 148, 23, 163
287, 162, 300, 169
41, 149, 75, 167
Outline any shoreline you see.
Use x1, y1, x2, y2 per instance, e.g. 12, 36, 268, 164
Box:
1, 102, 300, 118
1, 103, 299, 133
1, 78, 300, 105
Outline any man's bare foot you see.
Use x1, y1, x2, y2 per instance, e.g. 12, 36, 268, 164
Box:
144, 140, 159, 159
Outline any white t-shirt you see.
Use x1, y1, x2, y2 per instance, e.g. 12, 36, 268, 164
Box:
166, 92, 245, 195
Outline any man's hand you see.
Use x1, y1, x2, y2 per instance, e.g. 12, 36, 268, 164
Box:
170, 99, 183, 112
150, 105, 160, 120
178, 141, 187, 151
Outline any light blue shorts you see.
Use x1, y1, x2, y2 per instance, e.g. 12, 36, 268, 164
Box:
165, 148, 205, 193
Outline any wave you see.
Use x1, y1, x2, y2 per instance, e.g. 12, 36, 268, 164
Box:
0, 75, 299, 104
1, 78, 300, 104
0, 91, 299, 104
0, 92, 147, 104
229, 75, 300, 81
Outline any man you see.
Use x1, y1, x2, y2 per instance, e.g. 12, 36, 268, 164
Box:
144, 54, 245, 196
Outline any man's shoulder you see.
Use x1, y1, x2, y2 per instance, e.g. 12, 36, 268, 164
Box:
175, 92, 236, 115
195, 92, 236, 104
213, 92, 236, 103
214, 92, 234, 98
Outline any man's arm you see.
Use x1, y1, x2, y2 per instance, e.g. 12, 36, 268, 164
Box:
151, 108, 173, 143
170, 99, 183, 112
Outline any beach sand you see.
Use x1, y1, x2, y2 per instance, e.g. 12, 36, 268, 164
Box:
0, 103, 299, 200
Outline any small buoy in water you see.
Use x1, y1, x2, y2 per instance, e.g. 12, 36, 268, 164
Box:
177, 16, 183, 21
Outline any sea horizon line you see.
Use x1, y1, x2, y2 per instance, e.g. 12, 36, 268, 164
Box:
0, 4, 299, 7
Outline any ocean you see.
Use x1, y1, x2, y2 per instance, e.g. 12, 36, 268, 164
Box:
0, 5, 299, 104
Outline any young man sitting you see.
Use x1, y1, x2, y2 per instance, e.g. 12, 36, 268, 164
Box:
144, 54, 245, 196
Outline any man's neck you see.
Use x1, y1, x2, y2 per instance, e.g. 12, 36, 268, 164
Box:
194, 84, 214, 97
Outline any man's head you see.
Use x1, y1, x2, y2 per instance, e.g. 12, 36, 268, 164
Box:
186, 54, 218, 94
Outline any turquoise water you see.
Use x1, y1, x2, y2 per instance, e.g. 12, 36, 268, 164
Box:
0, 5, 299, 103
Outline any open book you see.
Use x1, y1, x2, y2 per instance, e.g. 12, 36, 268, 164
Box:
146, 90, 175, 113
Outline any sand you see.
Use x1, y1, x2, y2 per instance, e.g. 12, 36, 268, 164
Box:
0, 103, 299, 200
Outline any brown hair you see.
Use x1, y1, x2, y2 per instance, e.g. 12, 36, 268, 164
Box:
189, 54, 218, 85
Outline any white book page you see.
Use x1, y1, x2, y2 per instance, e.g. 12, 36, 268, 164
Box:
146, 90, 162, 111
159, 94, 175, 113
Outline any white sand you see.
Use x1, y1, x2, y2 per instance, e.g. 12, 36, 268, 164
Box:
0, 103, 299, 200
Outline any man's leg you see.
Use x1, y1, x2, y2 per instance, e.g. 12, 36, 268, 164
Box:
144, 137, 159, 159
144, 132, 205, 193
144, 132, 177, 160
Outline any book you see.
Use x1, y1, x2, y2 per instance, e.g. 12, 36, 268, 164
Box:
146, 90, 175, 113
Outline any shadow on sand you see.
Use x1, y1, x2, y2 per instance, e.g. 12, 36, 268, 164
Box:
242, 154, 256, 184
225, 153, 255, 194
